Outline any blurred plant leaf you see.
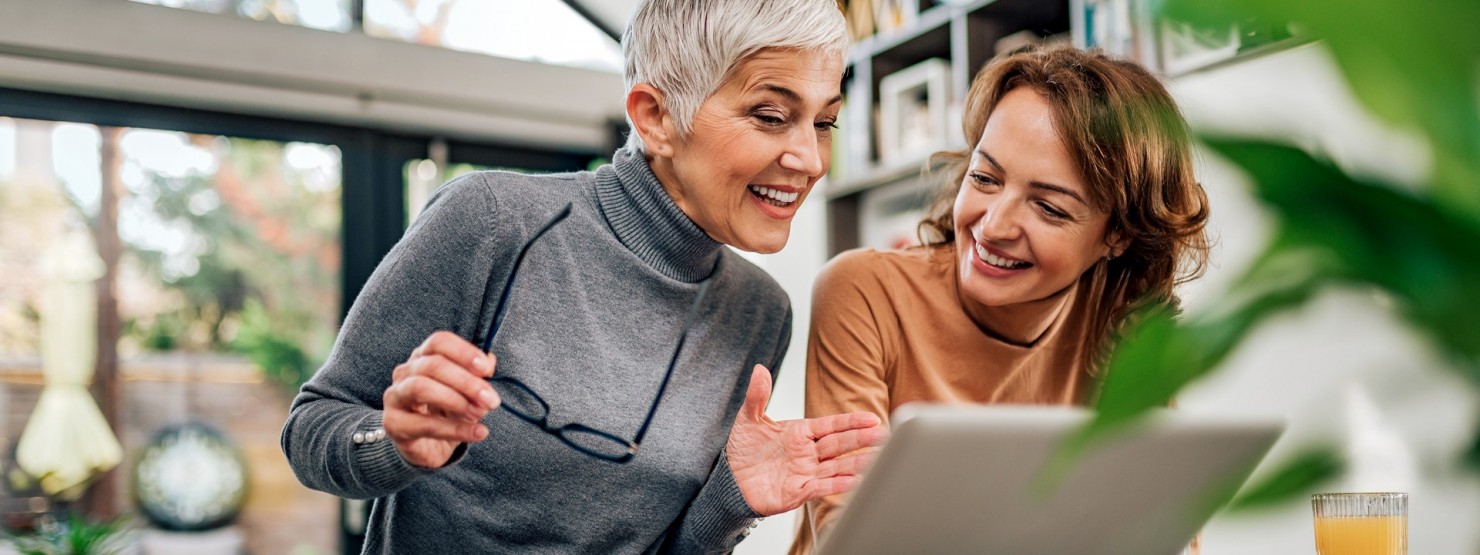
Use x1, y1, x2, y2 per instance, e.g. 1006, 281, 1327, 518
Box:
6, 513, 133, 555
1227, 447, 1344, 511
1206, 137, 1480, 380
1159, 0, 1480, 214
1080, 243, 1323, 445
1070, 0, 1480, 514
1068, 137, 1480, 497
233, 300, 313, 395
1051, 255, 1321, 477
1467, 421, 1480, 473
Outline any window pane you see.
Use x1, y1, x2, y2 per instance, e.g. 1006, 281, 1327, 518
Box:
364, 0, 622, 73
129, 0, 353, 32
0, 117, 339, 552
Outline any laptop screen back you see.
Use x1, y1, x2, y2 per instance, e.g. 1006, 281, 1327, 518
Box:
816, 405, 1284, 555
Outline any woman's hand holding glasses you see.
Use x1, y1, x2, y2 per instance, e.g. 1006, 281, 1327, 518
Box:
384, 331, 502, 469
725, 365, 891, 516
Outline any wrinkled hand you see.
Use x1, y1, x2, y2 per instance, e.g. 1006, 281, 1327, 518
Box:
383, 331, 501, 469
726, 365, 889, 516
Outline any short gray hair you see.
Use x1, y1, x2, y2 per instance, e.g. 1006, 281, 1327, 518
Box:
621, 0, 849, 153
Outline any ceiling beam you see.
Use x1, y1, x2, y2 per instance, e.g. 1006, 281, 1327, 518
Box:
560, 0, 623, 43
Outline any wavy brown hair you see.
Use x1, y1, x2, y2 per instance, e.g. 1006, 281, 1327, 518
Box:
918, 44, 1211, 370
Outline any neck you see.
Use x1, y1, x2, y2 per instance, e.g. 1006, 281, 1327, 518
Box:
958, 282, 1075, 347
595, 148, 722, 283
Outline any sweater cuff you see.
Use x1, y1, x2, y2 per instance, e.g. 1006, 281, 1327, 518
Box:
352, 412, 466, 493
683, 448, 764, 549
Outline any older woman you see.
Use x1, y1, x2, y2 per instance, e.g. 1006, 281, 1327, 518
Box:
789, 44, 1212, 553
280, 1, 887, 553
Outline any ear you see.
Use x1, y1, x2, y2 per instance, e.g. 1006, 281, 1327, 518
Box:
626, 83, 678, 157
1105, 229, 1131, 259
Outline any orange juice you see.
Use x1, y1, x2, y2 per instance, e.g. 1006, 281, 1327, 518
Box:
1314, 515, 1407, 555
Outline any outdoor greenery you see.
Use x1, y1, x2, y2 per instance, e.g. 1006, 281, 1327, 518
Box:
1077, 0, 1480, 507
124, 136, 340, 395
4, 513, 133, 555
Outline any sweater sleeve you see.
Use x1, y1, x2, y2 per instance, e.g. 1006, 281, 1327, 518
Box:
663, 306, 792, 554
790, 250, 893, 554
279, 174, 502, 500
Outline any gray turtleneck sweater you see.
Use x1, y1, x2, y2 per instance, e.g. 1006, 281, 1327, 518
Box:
281, 149, 792, 554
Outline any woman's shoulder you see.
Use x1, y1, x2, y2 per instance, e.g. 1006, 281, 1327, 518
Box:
433, 169, 592, 216
714, 250, 789, 312
817, 245, 950, 290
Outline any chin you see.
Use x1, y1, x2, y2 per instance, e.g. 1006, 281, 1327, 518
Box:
733, 231, 790, 254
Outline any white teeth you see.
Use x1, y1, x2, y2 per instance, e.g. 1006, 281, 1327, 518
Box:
748, 185, 800, 204
975, 242, 1027, 269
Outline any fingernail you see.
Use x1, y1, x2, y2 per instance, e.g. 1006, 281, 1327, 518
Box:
474, 355, 494, 376
472, 425, 489, 441
479, 390, 499, 410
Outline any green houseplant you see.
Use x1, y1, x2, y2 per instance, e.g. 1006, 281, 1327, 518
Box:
1078, 0, 1480, 506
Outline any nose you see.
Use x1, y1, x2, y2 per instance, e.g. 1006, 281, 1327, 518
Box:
974, 195, 1024, 242
779, 127, 826, 177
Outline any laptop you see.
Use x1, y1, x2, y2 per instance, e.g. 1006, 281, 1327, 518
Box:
815, 404, 1284, 555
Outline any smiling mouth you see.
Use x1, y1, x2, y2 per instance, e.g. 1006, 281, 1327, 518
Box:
748, 185, 800, 207
975, 241, 1031, 270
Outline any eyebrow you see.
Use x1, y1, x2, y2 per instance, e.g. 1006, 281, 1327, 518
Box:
759, 84, 843, 107
974, 148, 1089, 207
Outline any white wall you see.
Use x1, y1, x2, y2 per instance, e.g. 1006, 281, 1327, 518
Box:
734, 182, 831, 555
1169, 43, 1479, 554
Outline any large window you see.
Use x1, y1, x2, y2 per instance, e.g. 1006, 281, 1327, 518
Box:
0, 87, 601, 554
0, 116, 343, 554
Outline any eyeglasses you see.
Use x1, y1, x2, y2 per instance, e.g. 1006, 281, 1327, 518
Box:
479, 203, 711, 463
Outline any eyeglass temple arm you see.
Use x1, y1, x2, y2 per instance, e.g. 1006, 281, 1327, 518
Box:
481, 203, 573, 353
629, 278, 712, 449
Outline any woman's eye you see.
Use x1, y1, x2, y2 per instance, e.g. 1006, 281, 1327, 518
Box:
754, 113, 786, 126
968, 172, 999, 188
1037, 202, 1069, 220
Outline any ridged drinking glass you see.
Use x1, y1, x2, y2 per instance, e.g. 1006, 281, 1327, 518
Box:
1311, 492, 1407, 555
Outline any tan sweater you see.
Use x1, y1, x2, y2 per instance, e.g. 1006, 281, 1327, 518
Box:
788, 245, 1098, 554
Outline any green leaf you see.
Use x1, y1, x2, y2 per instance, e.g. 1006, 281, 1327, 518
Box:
1069, 137, 1480, 484
1160, 0, 1480, 214
1467, 424, 1480, 473
1228, 447, 1344, 511
1083, 243, 1323, 441
1203, 138, 1480, 379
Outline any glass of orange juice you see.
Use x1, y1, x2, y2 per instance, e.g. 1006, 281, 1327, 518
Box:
1311, 492, 1407, 555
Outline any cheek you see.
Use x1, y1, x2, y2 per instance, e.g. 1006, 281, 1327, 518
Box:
951, 188, 974, 230
1040, 229, 1104, 272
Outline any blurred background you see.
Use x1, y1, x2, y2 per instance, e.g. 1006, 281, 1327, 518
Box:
0, 0, 1476, 554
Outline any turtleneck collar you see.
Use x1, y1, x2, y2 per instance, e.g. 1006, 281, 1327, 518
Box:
594, 148, 722, 283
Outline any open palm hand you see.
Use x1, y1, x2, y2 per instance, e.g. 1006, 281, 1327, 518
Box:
725, 365, 889, 516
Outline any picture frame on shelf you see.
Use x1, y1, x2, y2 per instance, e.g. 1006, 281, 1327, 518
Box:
878, 58, 950, 168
